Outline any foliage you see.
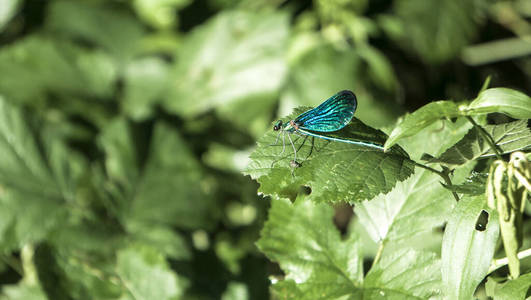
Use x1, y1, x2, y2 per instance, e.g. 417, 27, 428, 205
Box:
245, 108, 414, 204
0, 0, 531, 299
441, 195, 499, 299
249, 84, 531, 299
425, 120, 531, 166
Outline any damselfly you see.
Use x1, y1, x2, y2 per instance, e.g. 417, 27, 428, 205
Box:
272, 90, 384, 166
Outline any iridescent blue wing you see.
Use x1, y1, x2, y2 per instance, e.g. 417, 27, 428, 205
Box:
294, 90, 357, 132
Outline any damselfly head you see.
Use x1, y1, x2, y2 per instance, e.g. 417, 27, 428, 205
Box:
273, 120, 283, 131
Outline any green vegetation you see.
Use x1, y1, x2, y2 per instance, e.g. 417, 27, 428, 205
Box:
0, 0, 530, 299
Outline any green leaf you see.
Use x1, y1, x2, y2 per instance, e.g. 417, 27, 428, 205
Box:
392, 0, 483, 63
0, 35, 117, 104
128, 225, 191, 260
99, 119, 214, 230
257, 196, 363, 299
385, 88, 531, 151
355, 118, 472, 248
49, 220, 123, 255
384, 101, 461, 151
465, 88, 531, 119
384, 87, 531, 152
132, 0, 191, 29
117, 247, 187, 300
363, 249, 441, 299
441, 171, 488, 195
355, 168, 455, 246
122, 57, 170, 121
427, 120, 531, 167
164, 10, 288, 119
0, 0, 21, 32
44, 220, 129, 299
0, 97, 56, 192
486, 273, 531, 300
51, 252, 123, 299
221, 282, 249, 300
0, 191, 64, 251
245, 110, 414, 204
215, 232, 253, 274
357, 45, 398, 92
273, 249, 441, 299
128, 122, 214, 229
0, 97, 87, 249
203, 143, 251, 172
397, 117, 473, 161
46, 1, 145, 62
0, 283, 48, 300
441, 195, 499, 300
98, 119, 139, 189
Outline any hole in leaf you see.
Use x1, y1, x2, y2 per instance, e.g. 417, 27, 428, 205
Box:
333, 203, 353, 237
475, 209, 489, 231
300, 186, 311, 195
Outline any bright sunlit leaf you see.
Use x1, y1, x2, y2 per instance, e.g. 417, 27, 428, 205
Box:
426, 120, 531, 167
441, 195, 499, 299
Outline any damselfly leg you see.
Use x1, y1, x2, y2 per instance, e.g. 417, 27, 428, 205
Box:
270, 131, 308, 168
279, 130, 286, 156
269, 119, 315, 169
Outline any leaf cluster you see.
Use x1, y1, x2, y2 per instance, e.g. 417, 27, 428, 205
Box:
248, 85, 531, 298
0, 0, 530, 299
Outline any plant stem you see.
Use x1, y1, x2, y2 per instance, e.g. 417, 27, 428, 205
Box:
465, 116, 503, 160
514, 169, 531, 192
413, 161, 460, 202
21, 244, 37, 285
371, 241, 385, 269
488, 247, 531, 274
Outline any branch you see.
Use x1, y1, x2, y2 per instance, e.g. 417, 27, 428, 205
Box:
488, 247, 531, 274
465, 116, 503, 160
413, 161, 460, 202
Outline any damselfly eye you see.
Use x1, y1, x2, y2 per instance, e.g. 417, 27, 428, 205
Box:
273, 120, 282, 131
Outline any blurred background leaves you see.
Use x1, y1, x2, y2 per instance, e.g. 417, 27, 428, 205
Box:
0, 0, 530, 299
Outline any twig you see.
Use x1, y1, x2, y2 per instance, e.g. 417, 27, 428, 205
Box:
413, 161, 460, 202
465, 116, 503, 160
488, 247, 531, 274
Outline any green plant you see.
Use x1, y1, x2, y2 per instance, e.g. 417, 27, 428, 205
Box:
1, 0, 530, 299
246, 85, 531, 299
